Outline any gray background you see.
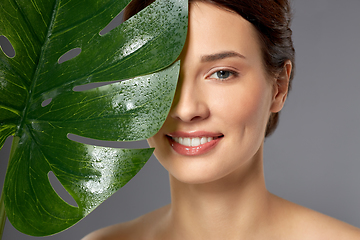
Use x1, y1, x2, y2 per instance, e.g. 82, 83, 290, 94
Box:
1, 0, 359, 239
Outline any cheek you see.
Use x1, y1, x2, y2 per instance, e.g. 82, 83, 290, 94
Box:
147, 131, 169, 165
147, 136, 156, 148
212, 81, 271, 130
147, 132, 162, 150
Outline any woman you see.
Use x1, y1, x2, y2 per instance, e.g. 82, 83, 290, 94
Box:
84, 0, 360, 239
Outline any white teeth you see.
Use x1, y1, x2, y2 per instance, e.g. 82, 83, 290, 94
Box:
191, 137, 201, 147
172, 136, 215, 146
183, 137, 191, 146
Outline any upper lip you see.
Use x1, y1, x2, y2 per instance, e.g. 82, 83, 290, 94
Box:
166, 131, 224, 138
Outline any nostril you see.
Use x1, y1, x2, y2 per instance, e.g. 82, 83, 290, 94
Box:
172, 109, 210, 123
190, 115, 204, 122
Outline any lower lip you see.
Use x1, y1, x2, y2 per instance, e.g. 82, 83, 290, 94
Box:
167, 137, 222, 156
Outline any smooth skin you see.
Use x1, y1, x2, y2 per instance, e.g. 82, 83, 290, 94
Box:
83, 2, 360, 240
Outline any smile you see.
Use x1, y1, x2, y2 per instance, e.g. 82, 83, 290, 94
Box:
166, 132, 224, 156
171, 136, 221, 147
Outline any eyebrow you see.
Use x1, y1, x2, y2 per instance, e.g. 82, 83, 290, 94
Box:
201, 51, 246, 62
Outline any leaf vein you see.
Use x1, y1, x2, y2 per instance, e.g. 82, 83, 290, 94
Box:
11, 0, 43, 45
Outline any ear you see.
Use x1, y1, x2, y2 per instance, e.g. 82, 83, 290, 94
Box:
270, 60, 292, 113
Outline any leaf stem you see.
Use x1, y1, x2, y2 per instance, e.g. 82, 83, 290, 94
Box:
0, 187, 6, 240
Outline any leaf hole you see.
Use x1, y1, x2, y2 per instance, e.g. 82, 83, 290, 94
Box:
48, 171, 78, 207
41, 98, 52, 107
0, 35, 15, 58
73, 80, 119, 92
67, 133, 149, 148
99, 10, 125, 36
58, 48, 81, 64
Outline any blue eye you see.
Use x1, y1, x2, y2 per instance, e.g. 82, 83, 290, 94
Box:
209, 70, 235, 80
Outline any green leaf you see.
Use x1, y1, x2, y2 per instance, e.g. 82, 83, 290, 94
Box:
0, 0, 187, 236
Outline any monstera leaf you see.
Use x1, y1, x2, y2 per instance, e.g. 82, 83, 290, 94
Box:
0, 0, 187, 236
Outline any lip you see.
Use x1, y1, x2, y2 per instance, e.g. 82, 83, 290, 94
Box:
166, 131, 224, 156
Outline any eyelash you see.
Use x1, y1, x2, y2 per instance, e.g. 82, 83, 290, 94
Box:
208, 69, 239, 81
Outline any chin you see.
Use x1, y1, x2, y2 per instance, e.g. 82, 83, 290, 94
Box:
164, 158, 240, 185
171, 171, 219, 185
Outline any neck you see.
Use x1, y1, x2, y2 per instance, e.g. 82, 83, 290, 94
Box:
165, 145, 272, 240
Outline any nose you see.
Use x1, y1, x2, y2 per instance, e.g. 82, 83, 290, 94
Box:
170, 74, 210, 122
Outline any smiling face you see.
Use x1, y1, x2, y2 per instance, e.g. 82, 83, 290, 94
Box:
147, 2, 287, 184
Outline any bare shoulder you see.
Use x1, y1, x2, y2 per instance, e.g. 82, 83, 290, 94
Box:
81, 204, 170, 240
271, 194, 360, 240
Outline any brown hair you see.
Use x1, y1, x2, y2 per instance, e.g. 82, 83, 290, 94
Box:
124, 0, 295, 137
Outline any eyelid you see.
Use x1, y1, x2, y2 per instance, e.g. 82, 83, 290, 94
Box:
206, 67, 240, 81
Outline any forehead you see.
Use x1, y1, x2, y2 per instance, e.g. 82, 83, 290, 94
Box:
186, 2, 262, 63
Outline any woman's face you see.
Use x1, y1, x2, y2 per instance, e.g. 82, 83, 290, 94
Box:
147, 2, 285, 184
